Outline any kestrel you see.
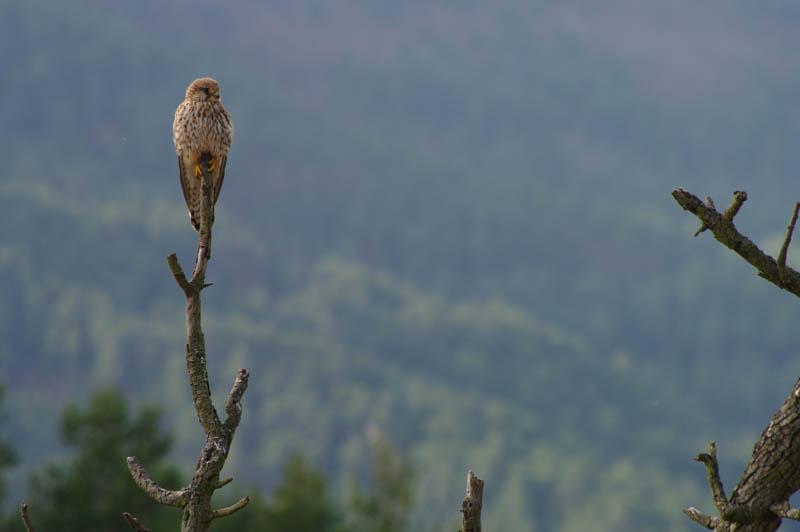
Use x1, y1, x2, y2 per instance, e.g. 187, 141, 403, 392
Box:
173, 77, 234, 231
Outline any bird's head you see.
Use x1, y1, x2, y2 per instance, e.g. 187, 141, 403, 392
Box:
185, 77, 221, 102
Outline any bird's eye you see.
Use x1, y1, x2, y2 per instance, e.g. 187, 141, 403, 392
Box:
201, 87, 210, 94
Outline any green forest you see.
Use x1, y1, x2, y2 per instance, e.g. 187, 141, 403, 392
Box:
3, 0, 800, 530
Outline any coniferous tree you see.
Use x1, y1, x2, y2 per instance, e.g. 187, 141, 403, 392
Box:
24, 390, 181, 532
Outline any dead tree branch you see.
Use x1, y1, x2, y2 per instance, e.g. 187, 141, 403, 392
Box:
692, 443, 736, 518
20, 502, 35, 532
127, 153, 250, 531
460, 471, 484, 532
683, 506, 725, 531
122, 512, 152, 532
777, 202, 800, 285
672, 188, 800, 296
211, 496, 250, 519
126, 456, 189, 507
674, 189, 800, 531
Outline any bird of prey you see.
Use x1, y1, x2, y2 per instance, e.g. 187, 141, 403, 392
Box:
173, 77, 234, 231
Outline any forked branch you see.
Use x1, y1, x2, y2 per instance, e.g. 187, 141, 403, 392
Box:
672, 188, 800, 297
127, 154, 250, 531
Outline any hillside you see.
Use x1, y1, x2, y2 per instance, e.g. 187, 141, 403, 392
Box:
3, 1, 800, 530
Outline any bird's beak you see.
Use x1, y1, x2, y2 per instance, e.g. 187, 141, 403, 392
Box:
211, 91, 221, 100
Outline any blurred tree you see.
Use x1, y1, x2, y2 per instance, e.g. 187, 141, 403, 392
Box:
0, 384, 17, 524
265, 452, 346, 532
349, 435, 414, 532
214, 451, 345, 532
23, 389, 181, 532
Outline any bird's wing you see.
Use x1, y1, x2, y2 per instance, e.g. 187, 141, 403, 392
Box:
177, 153, 193, 211
213, 154, 227, 206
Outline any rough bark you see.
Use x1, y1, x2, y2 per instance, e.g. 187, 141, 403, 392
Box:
460, 471, 484, 532
674, 188, 800, 531
127, 153, 250, 531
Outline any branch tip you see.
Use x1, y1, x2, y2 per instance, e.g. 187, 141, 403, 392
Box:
215, 477, 233, 490
683, 507, 722, 530
692, 442, 732, 517
460, 471, 484, 532
722, 190, 747, 222
777, 202, 800, 285
122, 512, 151, 532
127, 456, 187, 507
771, 502, 800, 520
20, 501, 34, 532
211, 496, 250, 519
167, 253, 191, 293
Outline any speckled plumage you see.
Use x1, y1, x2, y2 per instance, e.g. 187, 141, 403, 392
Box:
173, 77, 233, 231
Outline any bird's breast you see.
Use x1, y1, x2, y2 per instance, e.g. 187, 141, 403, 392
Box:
174, 102, 233, 156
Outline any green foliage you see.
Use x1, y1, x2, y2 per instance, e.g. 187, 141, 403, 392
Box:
215, 452, 346, 532
349, 436, 414, 532
0, 385, 17, 525
23, 390, 181, 532
266, 453, 345, 532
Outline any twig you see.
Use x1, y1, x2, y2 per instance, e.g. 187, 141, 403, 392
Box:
695, 196, 718, 236
20, 501, 34, 532
122, 512, 152, 532
215, 477, 234, 490
167, 253, 191, 295
683, 507, 724, 530
693, 443, 730, 515
722, 190, 747, 222
460, 471, 484, 532
211, 496, 250, 519
770, 501, 800, 520
692, 442, 750, 522
777, 202, 800, 285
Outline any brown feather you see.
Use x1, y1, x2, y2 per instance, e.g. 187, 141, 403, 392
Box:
173, 77, 233, 232
214, 155, 227, 206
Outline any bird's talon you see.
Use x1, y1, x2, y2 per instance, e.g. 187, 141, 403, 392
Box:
207, 157, 216, 172
194, 164, 202, 177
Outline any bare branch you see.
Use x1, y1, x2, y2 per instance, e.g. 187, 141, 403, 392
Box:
127, 456, 188, 507
777, 202, 800, 285
693, 442, 734, 516
722, 190, 747, 222
167, 253, 191, 295
672, 188, 800, 297
223, 368, 250, 436
683, 507, 724, 530
694, 196, 718, 236
215, 477, 234, 490
770, 501, 800, 520
20, 502, 35, 532
122, 512, 151, 532
460, 471, 484, 532
211, 496, 250, 519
